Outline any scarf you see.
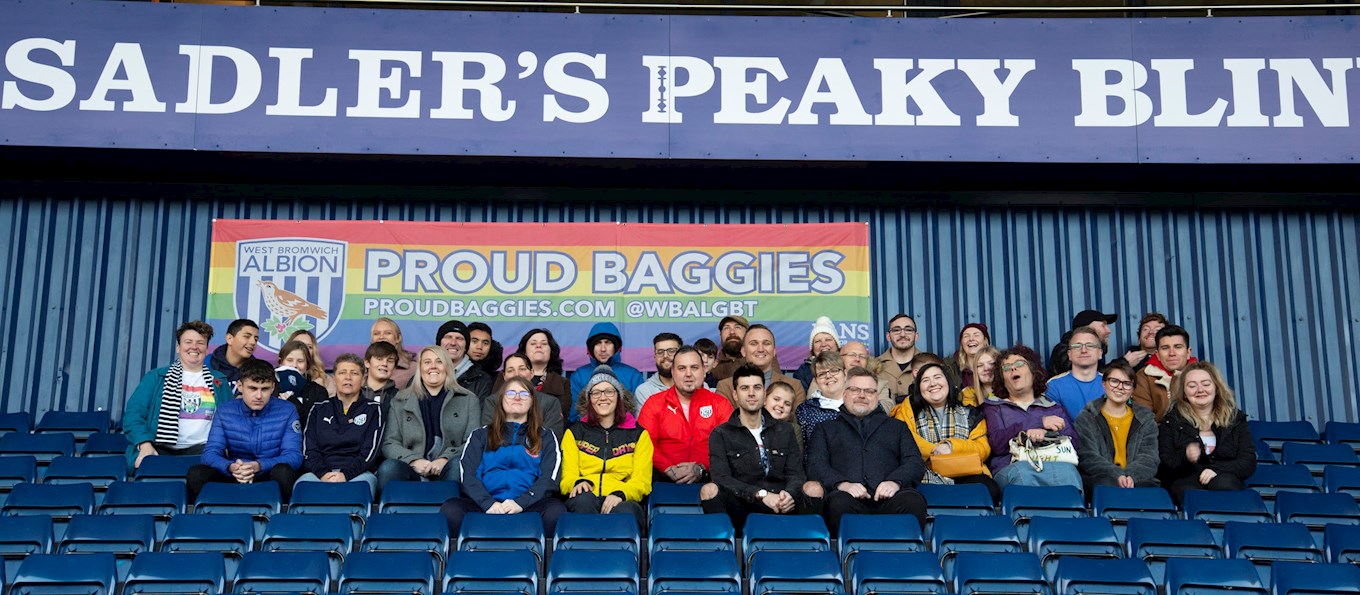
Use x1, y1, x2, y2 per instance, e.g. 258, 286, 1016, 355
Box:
915, 404, 973, 444
154, 361, 215, 446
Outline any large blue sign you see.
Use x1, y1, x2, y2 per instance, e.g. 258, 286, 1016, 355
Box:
2, 1, 1358, 163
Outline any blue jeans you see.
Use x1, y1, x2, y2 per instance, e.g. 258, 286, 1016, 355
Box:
375, 458, 459, 497
994, 461, 1082, 490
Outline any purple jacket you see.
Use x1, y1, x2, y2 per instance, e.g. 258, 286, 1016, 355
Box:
981, 395, 1078, 474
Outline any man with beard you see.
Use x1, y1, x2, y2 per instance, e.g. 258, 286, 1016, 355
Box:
634, 333, 682, 407
638, 347, 733, 484
875, 314, 919, 398
717, 325, 806, 409
436, 320, 494, 400
710, 315, 749, 381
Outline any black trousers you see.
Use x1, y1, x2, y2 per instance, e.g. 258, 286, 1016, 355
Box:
440, 496, 567, 537
566, 492, 646, 531
1167, 473, 1244, 505
186, 463, 298, 502
701, 488, 795, 534
823, 488, 927, 536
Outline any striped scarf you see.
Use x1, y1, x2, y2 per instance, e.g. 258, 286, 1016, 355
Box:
914, 404, 974, 444
154, 362, 214, 446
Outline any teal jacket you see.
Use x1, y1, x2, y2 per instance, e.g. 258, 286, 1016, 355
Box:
122, 365, 232, 472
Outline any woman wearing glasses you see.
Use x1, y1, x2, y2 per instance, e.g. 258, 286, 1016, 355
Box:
982, 345, 1082, 489
485, 353, 565, 440
795, 351, 849, 450
440, 375, 566, 536
559, 366, 653, 529
1073, 361, 1161, 491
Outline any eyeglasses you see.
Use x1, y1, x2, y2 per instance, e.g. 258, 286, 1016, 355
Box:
503, 390, 532, 400
1000, 361, 1028, 372
589, 388, 619, 400
654, 348, 679, 357
1068, 342, 1101, 352
888, 326, 917, 335
815, 368, 845, 381
842, 352, 868, 360
843, 387, 880, 397
1104, 378, 1134, 390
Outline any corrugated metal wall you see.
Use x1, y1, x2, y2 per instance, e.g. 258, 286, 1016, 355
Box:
1, 195, 1355, 426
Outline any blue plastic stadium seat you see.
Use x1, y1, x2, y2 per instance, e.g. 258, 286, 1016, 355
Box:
837, 514, 925, 573
1091, 486, 1177, 540
1324, 465, 1360, 501
1223, 521, 1322, 584
1275, 491, 1360, 545
457, 512, 546, 569
917, 482, 995, 535
133, 455, 198, 483
749, 551, 843, 595
1256, 440, 1278, 464
9, 552, 117, 595
847, 551, 946, 595
553, 512, 641, 560
1251, 421, 1322, 453
930, 515, 1023, 579
0, 516, 52, 580
1271, 560, 1360, 595
35, 411, 111, 442
377, 480, 460, 515
547, 549, 640, 595
1164, 557, 1268, 595
97, 480, 187, 540
0, 412, 32, 436
0, 456, 37, 494
1325, 421, 1360, 455
233, 551, 331, 594
648, 550, 741, 595
1053, 557, 1156, 595
0, 433, 75, 468
57, 515, 156, 573
1283, 442, 1360, 477
742, 513, 831, 567
1324, 523, 1360, 565
1002, 485, 1087, 541
1, 482, 95, 540
359, 512, 450, 572
444, 550, 539, 595
952, 552, 1048, 594
80, 433, 130, 457
338, 551, 437, 595
122, 551, 226, 595
193, 481, 282, 542
647, 482, 703, 520
1125, 518, 1219, 583
261, 513, 354, 583
648, 513, 736, 556
159, 513, 254, 578
289, 480, 373, 542
42, 455, 125, 491
1246, 464, 1320, 512
1026, 516, 1121, 579
1182, 489, 1272, 539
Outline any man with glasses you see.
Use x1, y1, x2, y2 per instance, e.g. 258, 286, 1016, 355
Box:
1045, 326, 1106, 417
876, 314, 920, 398
1048, 310, 1117, 376
807, 367, 927, 534
634, 333, 683, 407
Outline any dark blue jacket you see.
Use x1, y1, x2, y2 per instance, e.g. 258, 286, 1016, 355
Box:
303, 397, 384, 480
202, 397, 302, 475
807, 405, 925, 491
460, 422, 561, 511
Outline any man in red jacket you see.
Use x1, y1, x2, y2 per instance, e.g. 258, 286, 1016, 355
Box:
638, 347, 733, 484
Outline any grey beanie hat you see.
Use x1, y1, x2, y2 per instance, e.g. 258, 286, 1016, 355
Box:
582, 365, 629, 401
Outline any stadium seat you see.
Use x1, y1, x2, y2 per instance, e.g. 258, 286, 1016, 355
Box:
1275, 491, 1360, 544
917, 483, 995, 536
261, 513, 354, 583
1182, 489, 1272, 539
233, 551, 331, 594
1025, 516, 1121, 579
456, 512, 546, 568
547, 549, 640, 595
35, 411, 110, 442
1324, 523, 1360, 565
8, 552, 117, 595
122, 551, 226, 595
742, 513, 831, 567
133, 455, 198, 482
0, 412, 32, 436
1256, 440, 1278, 464
79, 433, 129, 457
847, 551, 947, 595
1325, 421, 1360, 455
1124, 518, 1219, 582
159, 513, 254, 578
837, 514, 925, 574
1271, 560, 1360, 595
1091, 486, 1177, 540
97, 480, 187, 540
41, 455, 125, 492
647, 482, 703, 520
359, 512, 450, 573
289, 480, 373, 541
57, 515, 156, 573
648, 513, 736, 555
0, 433, 74, 468
1246, 464, 1320, 511
1223, 521, 1322, 584
749, 551, 843, 595
1001, 485, 1086, 541
338, 551, 437, 595
648, 550, 741, 595
0, 455, 37, 494
193, 481, 282, 541
0, 516, 52, 580
930, 515, 1023, 579
1053, 557, 1156, 595
553, 512, 641, 560
1163, 557, 1268, 595
1323, 465, 1360, 501
1283, 442, 1360, 477
377, 480, 460, 515
952, 552, 1048, 594
1251, 421, 1322, 453
444, 550, 539, 595
1, 482, 95, 539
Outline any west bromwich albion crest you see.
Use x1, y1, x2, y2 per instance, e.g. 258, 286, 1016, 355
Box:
235, 238, 347, 353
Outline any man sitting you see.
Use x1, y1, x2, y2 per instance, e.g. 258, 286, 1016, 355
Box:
186, 359, 302, 501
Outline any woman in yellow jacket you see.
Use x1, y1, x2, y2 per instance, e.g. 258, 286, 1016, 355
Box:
560, 366, 653, 529
890, 362, 1000, 503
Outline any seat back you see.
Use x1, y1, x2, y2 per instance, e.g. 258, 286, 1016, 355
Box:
456, 512, 546, 568
553, 512, 641, 560
35, 411, 111, 442
42, 455, 126, 491
1053, 557, 1155, 595
80, 433, 130, 457
134, 456, 198, 483
289, 480, 373, 542
1250, 420, 1322, 452
1283, 442, 1360, 477
951, 552, 1048, 595
741, 513, 831, 566
1325, 523, 1360, 565
159, 513, 254, 578
1272, 560, 1360, 595
1163, 557, 1268, 595
1223, 521, 1322, 584
1323, 465, 1360, 500
122, 551, 226, 595
1182, 489, 1271, 540
234, 551, 332, 594
1091, 486, 1177, 540
0, 456, 37, 494
261, 513, 354, 583
1, 482, 95, 540
1124, 518, 1219, 582
444, 550, 538, 595
929, 515, 1022, 578
98, 480, 187, 540
194, 481, 282, 541
338, 551, 437, 595
0, 412, 32, 436
837, 514, 925, 573
0, 516, 52, 580
9, 552, 117, 595
918, 483, 994, 537
1001, 485, 1086, 541
547, 549, 640, 595
647, 482, 703, 520
0, 433, 75, 468
648, 550, 741, 595
360, 512, 450, 573
377, 480, 460, 514
847, 551, 946, 595
648, 513, 736, 555
1026, 516, 1121, 579
58, 514, 156, 581
1325, 421, 1360, 454
1246, 464, 1321, 511
749, 551, 843, 595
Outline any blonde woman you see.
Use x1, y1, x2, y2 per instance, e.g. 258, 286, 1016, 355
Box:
287, 329, 337, 396
377, 347, 480, 494
960, 346, 1000, 407
1157, 361, 1256, 503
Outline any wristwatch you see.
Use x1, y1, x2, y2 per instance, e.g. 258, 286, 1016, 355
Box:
756, 489, 769, 500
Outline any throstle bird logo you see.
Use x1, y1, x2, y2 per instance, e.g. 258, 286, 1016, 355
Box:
257, 280, 329, 325
235, 238, 347, 352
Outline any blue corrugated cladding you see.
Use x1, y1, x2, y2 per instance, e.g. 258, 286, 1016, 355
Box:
1, 197, 1355, 426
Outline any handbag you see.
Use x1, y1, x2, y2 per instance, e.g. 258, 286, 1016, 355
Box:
1009, 432, 1079, 472
930, 451, 987, 478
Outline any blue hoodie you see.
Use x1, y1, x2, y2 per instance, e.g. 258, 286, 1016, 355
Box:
569, 322, 645, 398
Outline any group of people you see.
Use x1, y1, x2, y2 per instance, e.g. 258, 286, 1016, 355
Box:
121, 308, 1255, 537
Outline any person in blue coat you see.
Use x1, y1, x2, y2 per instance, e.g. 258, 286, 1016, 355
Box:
186, 359, 303, 502
123, 320, 234, 473
568, 322, 645, 399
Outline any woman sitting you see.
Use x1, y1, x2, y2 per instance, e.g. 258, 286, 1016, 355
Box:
960, 346, 1000, 406
560, 366, 653, 529
486, 353, 565, 439
1158, 361, 1256, 503
1074, 361, 1160, 491
298, 353, 384, 497
441, 376, 566, 536
982, 345, 1081, 489
376, 347, 480, 494
274, 340, 330, 427
123, 320, 233, 472
895, 362, 999, 502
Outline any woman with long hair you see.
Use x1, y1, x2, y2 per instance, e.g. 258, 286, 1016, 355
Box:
486, 353, 565, 439
952, 323, 991, 392
982, 344, 1082, 489
897, 362, 1000, 502
960, 346, 1000, 406
274, 340, 330, 427
376, 347, 480, 494
1158, 361, 1256, 503
440, 376, 566, 536
518, 329, 572, 418
287, 329, 337, 396
560, 366, 653, 529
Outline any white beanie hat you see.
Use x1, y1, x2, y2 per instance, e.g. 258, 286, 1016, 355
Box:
809, 316, 839, 349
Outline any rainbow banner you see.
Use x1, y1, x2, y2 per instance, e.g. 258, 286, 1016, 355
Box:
207, 220, 870, 371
